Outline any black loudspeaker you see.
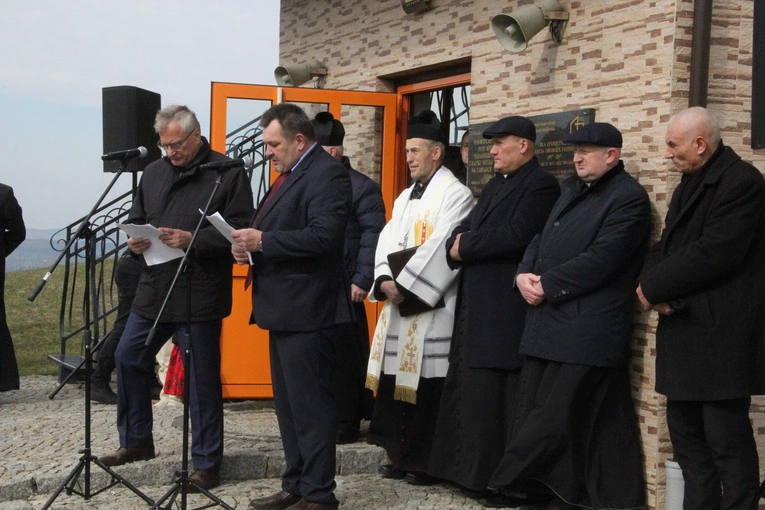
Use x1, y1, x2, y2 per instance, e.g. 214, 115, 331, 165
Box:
102, 86, 162, 172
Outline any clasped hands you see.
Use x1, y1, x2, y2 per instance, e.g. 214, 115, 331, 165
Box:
516, 273, 546, 306
636, 284, 674, 315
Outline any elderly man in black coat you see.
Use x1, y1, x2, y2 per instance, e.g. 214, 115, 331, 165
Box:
488, 122, 650, 509
638, 107, 765, 510
311, 111, 386, 444
0, 183, 25, 392
426, 116, 559, 502
98, 105, 254, 492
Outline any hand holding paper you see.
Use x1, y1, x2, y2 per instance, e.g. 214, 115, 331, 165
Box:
118, 223, 185, 266
204, 211, 253, 264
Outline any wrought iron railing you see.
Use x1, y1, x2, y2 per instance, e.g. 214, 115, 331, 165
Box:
225, 114, 270, 205
49, 190, 132, 374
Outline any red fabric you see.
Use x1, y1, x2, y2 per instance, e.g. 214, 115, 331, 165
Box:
163, 344, 185, 397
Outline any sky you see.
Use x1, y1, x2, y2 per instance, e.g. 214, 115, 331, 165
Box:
0, 1, 280, 229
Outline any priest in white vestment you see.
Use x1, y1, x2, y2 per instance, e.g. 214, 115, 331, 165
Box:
366, 110, 473, 484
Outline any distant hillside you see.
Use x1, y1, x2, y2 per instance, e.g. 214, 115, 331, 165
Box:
7, 228, 126, 273
6, 237, 58, 272
7, 228, 64, 272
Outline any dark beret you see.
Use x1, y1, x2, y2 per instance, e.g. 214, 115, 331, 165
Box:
482, 116, 536, 141
311, 111, 345, 146
407, 110, 442, 142
564, 122, 623, 148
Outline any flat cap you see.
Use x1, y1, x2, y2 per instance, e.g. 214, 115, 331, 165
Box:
311, 111, 345, 146
564, 122, 623, 148
407, 110, 442, 142
482, 115, 537, 141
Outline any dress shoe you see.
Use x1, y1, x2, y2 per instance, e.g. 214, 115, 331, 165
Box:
460, 487, 493, 500
187, 467, 220, 493
404, 471, 437, 486
97, 443, 155, 466
90, 380, 117, 405
248, 490, 301, 509
479, 492, 533, 508
377, 463, 406, 479
285, 499, 339, 509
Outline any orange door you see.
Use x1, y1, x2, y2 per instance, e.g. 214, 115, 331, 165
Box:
209, 83, 399, 398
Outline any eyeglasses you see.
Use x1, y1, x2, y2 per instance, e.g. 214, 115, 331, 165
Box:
157, 131, 194, 151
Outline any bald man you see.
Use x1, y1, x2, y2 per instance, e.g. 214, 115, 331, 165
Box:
638, 107, 765, 509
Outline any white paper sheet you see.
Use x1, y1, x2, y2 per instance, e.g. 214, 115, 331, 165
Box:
118, 223, 185, 266
204, 211, 253, 264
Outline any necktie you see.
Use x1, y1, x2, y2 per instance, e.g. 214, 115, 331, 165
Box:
253, 171, 289, 225
410, 181, 425, 200
245, 171, 290, 290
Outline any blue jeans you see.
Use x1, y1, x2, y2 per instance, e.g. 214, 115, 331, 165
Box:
115, 313, 223, 471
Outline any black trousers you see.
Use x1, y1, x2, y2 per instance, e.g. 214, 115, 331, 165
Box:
270, 328, 338, 505
0, 298, 19, 392
334, 301, 373, 429
95, 251, 142, 382
667, 397, 760, 510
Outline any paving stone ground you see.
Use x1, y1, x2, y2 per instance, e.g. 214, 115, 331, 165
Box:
0, 376, 488, 509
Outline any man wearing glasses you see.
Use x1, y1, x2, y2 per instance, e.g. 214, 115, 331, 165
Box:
97, 105, 253, 492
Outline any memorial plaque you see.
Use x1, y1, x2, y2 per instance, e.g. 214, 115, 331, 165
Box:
531, 109, 595, 183
466, 109, 596, 196
465, 122, 495, 196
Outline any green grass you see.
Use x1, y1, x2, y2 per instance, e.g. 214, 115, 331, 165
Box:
5, 261, 114, 376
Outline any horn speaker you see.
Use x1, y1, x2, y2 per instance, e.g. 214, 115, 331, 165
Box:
274, 60, 327, 87
491, 0, 567, 53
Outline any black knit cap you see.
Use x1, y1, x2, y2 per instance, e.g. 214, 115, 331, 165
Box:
311, 111, 345, 146
407, 110, 442, 142
482, 115, 537, 141
564, 122, 623, 148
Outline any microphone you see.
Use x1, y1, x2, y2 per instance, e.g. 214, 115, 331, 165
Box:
102, 146, 148, 161
199, 157, 251, 171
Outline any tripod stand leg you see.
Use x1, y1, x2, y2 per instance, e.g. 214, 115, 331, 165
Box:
41, 454, 155, 508
151, 475, 235, 510
41, 457, 86, 509
92, 457, 156, 505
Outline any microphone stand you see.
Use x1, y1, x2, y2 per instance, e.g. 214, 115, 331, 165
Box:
36, 158, 154, 509
149, 171, 234, 510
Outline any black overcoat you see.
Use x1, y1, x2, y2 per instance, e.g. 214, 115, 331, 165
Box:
640, 145, 765, 400
0, 184, 25, 392
127, 138, 254, 322
518, 162, 651, 367
445, 157, 559, 370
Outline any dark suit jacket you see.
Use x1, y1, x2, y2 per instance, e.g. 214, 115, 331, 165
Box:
445, 157, 559, 370
640, 145, 765, 400
250, 144, 353, 332
518, 162, 651, 367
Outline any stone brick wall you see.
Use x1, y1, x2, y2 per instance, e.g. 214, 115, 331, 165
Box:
279, 1, 764, 508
